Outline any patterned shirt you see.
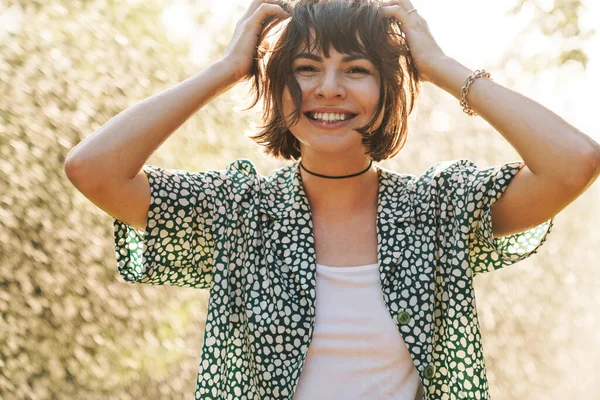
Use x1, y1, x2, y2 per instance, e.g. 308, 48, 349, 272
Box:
114, 158, 553, 399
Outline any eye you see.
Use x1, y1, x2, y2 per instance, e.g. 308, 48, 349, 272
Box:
347, 67, 370, 74
295, 66, 317, 72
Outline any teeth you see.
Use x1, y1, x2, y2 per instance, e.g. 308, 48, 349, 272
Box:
309, 112, 354, 122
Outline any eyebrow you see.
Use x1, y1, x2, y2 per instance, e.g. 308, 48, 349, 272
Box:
292, 52, 371, 63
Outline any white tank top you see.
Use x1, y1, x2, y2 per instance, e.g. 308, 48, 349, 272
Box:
293, 263, 421, 400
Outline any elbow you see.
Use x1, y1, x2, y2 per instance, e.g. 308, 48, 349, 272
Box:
566, 145, 600, 192
583, 144, 600, 185
63, 157, 99, 194
64, 147, 84, 182
63, 157, 78, 184
591, 144, 600, 180
64, 158, 84, 193
64, 154, 84, 184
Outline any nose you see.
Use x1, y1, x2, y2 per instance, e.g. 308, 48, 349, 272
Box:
315, 70, 346, 99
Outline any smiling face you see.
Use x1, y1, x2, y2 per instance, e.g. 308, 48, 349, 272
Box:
283, 44, 382, 158
250, 0, 421, 161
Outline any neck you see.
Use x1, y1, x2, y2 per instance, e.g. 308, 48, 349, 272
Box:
300, 159, 372, 179
298, 157, 379, 214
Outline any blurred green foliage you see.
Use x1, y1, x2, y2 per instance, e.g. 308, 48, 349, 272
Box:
505, 0, 595, 69
1, 0, 598, 399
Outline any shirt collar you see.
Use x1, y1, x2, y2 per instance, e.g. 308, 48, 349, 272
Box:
259, 161, 431, 224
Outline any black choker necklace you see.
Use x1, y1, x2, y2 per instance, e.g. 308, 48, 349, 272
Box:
299, 160, 373, 179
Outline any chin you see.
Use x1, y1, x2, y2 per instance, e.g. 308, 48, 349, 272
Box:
298, 138, 367, 157
290, 119, 368, 155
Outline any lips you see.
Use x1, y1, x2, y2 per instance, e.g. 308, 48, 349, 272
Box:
304, 111, 357, 122
303, 112, 357, 129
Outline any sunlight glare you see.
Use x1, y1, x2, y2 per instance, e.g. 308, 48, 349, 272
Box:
430, 110, 457, 133
161, 1, 195, 42
164, 0, 599, 140
537, 0, 555, 13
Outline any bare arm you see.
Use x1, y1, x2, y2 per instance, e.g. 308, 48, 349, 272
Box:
64, 0, 290, 231
430, 57, 600, 238
382, 4, 600, 238
63, 61, 239, 231
64, 60, 238, 185
430, 57, 600, 186
65, 0, 289, 184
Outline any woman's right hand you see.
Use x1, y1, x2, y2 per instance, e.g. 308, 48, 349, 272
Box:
221, 0, 290, 83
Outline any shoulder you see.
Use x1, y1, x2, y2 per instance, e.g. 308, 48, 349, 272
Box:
416, 158, 497, 192
377, 160, 477, 222
409, 159, 526, 210
168, 159, 265, 199
378, 158, 476, 193
225, 158, 297, 186
377, 159, 478, 214
419, 158, 524, 190
421, 158, 476, 181
226, 158, 259, 178
223, 159, 300, 196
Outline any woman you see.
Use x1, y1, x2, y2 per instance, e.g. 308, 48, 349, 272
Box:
64, 0, 600, 399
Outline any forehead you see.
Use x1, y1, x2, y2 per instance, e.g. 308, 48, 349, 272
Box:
292, 49, 374, 65
291, 29, 369, 58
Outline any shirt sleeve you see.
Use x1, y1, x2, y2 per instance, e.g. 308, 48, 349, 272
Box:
439, 159, 554, 277
113, 165, 223, 289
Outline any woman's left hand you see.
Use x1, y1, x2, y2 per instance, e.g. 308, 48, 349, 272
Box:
381, 1, 448, 83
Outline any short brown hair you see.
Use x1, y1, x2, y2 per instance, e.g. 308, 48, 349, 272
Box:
248, 0, 421, 161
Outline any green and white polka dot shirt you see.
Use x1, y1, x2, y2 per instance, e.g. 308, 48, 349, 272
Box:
114, 158, 553, 399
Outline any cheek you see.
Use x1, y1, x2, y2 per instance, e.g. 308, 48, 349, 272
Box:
282, 89, 304, 130
282, 88, 292, 113
282, 88, 296, 126
283, 85, 310, 128
373, 109, 385, 131
364, 79, 381, 106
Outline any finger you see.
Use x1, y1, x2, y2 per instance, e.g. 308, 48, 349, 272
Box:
382, 0, 415, 12
380, 5, 406, 24
398, 0, 416, 12
249, 3, 290, 26
241, 0, 261, 19
380, 4, 419, 26
242, 0, 285, 20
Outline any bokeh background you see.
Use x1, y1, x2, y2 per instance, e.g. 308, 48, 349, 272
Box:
1, 0, 599, 398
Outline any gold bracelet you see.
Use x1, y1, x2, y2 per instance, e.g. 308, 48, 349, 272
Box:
460, 69, 491, 116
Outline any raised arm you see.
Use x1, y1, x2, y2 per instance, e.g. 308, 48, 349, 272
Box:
64, 60, 239, 185
382, 1, 600, 238
64, 0, 289, 231
64, 61, 239, 231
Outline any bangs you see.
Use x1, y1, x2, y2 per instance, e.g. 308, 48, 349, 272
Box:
289, 0, 385, 61
248, 0, 421, 161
